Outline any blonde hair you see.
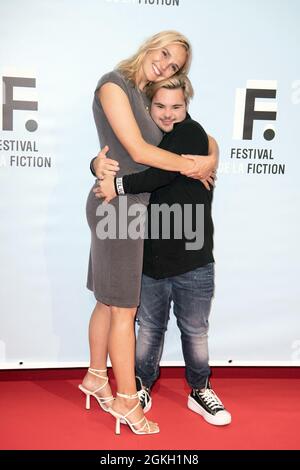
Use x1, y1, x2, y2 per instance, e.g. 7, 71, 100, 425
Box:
146, 74, 194, 105
117, 31, 192, 83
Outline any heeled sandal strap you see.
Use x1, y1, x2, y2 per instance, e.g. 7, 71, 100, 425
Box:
88, 367, 107, 376
123, 400, 140, 419
131, 417, 151, 434
90, 376, 109, 393
88, 368, 108, 383
100, 395, 114, 403
116, 392, 138, 399
130, 415, 147, 427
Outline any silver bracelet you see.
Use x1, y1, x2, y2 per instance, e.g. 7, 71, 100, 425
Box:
115, 177, 125, 195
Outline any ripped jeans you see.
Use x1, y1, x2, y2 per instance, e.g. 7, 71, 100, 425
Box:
135, 263, 214, 390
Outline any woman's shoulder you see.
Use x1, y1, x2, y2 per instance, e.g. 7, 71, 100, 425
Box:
95, 69, 132, 95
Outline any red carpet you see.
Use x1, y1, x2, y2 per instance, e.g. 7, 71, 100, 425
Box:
0, 368, 299, 450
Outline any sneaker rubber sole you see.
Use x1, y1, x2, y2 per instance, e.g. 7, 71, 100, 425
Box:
187, 395, 231, 426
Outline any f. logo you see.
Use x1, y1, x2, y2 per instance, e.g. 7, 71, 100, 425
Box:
233, 80, 277, 140
2, 76, 38, 131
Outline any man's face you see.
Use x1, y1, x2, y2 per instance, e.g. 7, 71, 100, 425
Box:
150, 87, 187, 133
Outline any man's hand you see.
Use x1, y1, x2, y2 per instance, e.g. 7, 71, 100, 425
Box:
93, 145, 120, 180
93, 176, 117, 202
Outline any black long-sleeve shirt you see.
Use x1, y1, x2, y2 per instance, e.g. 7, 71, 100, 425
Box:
122, 114, 214, 279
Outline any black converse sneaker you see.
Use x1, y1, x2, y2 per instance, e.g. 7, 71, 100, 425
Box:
187, 381, 231, 426
136, 376, 152, 413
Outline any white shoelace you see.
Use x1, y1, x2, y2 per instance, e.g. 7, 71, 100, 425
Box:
199, 388, 224, 411
138, 388, 150, 408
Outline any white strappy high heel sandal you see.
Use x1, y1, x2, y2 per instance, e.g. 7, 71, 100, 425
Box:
108, 392, 159, 435
78, 368, 114, 412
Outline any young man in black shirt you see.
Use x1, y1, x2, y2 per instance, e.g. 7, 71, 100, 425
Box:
94, 76, 231, 426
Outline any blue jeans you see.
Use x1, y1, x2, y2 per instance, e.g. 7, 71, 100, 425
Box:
136, 263, 214, 390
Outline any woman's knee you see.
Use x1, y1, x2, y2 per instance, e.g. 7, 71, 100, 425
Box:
110, 306, 137, 324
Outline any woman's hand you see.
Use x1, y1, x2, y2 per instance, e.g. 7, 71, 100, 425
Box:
200, 174, 217, 190
179, 155, 217, 189
180, 135, 219, 189
93, 145, 120, 180
93, 176, 117, 202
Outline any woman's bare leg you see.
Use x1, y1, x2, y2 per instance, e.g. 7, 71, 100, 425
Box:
81, 301, 113, 404
108, 306, 159, 432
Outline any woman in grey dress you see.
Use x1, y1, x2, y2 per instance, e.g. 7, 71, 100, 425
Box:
79, 31, 218, 435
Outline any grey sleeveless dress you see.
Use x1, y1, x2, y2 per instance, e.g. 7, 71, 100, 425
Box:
86, 70, 162, 307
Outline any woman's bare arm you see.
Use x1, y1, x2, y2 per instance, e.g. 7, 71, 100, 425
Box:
95, 83, 217, 178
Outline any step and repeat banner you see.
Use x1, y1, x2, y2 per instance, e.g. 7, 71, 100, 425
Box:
0, 0, 300, 368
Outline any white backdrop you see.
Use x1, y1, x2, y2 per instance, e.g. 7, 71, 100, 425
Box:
0, 0, 300, 368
